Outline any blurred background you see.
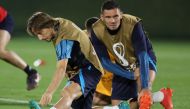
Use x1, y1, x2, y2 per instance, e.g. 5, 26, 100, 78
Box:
0, 0, 190, 109
1, 0, 190, 41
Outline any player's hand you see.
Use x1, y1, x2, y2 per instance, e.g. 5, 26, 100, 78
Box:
39, 92, 52, 106
138, 89, 152, 102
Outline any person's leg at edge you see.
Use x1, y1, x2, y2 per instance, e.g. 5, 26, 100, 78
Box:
0, 29, 40, 90
0, 30, 27, 69
52, 81, 82, 109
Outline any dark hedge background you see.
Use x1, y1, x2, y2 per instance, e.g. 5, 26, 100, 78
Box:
1, 0, 189, 40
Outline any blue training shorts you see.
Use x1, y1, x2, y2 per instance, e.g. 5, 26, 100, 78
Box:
111, 74, 138, 101
111, 57, 157, 101
69, 64, 102, 109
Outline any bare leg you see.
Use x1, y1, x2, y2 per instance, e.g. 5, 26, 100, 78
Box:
53, 82, 82, 109
135, 68, 156, 109
93, 92, 111, 106
0, 30, 40, 90
0, 30, 27, 70
135, 68, 156, 92
148, 70, 156, 90
129, 101, 138, 109
111, 99, 120, 106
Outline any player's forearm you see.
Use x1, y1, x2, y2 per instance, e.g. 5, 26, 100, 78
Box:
45, 67, 66, 95
138, 51, 149, 89
101, 57, 135, 80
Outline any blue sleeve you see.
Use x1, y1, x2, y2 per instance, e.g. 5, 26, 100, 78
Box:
132, 22, 149, 88
91, 30, 135, 80
55, 40, 74, 61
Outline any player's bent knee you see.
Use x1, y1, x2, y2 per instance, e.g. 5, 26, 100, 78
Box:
61, 88, 71, 98
61, 82, 82, 100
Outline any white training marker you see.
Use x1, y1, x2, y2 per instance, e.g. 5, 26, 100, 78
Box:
33, 59, 43, 67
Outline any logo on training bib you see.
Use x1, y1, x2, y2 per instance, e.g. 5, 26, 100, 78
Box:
113, 42, 129, 67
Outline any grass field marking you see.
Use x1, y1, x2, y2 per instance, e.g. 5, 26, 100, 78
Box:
0, 97, 110, 108
0, 97, 29, 104
0, 97, 55, 107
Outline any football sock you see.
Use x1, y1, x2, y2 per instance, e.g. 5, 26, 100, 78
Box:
24, 65, 36, 76
50, 107, 57, 109
103, 106, 119, 109
152, 91, 164, 102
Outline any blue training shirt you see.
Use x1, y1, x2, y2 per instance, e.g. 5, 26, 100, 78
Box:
55, 40, 74, 61
91, 30, 135, 80
132, 22, 157, 88
91, 22, 157, 89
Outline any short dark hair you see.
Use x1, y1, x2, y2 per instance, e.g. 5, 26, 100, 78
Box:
85, 17, 99, 31
101, 0, 120, 13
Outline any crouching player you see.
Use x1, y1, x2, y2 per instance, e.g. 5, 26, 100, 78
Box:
27, 12, 104, 109
85, 17, 131, 109
90, 0, 173, 109
85, 17, 113, 106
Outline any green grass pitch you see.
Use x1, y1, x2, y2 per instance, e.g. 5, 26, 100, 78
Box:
0, 36, 189, 109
